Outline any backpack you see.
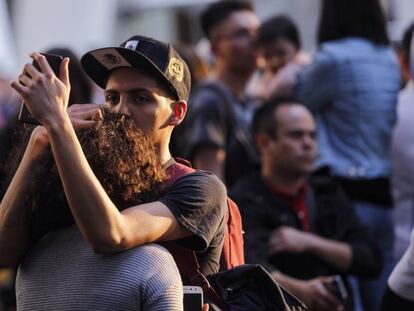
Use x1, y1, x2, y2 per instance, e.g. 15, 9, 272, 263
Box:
165, 158, 244, 270
207, 264, 308, 311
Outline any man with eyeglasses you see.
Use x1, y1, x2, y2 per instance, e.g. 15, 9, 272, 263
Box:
183, 0, 259, 187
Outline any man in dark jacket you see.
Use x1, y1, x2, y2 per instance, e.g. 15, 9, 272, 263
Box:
230, 97, 382, 311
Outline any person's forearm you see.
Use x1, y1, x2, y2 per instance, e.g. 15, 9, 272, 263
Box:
271, 270, 305, 297
0, 133, 48, 267
45, 115, 129, 252
307, 233, 352, 271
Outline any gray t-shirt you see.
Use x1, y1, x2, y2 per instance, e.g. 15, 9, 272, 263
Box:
159, 170, 227, 276
184, 80, 258, 186
16, 226, 183, 311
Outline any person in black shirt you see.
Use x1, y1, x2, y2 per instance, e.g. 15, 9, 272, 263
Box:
231, 97, 382, 311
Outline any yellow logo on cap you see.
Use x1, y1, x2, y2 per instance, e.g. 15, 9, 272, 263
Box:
168, 57, 184, 82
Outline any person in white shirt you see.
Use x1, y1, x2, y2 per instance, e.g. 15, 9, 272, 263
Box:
382, 22, 414, 311
392, 23, 414, 256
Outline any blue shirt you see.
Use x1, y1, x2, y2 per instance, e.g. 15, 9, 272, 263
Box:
297, 38, 400, 179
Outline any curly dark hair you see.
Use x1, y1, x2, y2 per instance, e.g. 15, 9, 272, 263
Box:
5, 112, 168, 239
79, 112, 168, 205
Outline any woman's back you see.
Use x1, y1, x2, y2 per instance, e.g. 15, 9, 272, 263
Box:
16, 225, 183, 311
298, 37, 400, 178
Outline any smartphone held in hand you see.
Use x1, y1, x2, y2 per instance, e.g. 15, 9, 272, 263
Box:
18, 53, 64, 125
183, 286, 203, 311
325, 275, 348, 302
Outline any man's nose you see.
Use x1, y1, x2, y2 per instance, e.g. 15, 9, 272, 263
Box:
118, 101, 131, 116
303, 134, 315, 148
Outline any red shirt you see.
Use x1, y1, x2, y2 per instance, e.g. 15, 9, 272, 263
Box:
266, 182, 310, 231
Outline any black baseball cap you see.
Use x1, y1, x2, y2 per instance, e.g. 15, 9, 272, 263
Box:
81, 35, 191, 101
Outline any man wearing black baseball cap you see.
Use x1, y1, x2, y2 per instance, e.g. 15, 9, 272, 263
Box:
1, 35, 227, 283
82, 35, 191, 102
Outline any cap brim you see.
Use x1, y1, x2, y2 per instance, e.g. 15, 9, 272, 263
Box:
81, 47, 179, 99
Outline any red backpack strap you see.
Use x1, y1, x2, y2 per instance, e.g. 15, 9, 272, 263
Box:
220, 198, 245, 270
162, 241, 223, 307
162, 241, 207, 285
166, 157, 196, 186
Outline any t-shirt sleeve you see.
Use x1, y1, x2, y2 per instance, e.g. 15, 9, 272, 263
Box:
159, 171, 227, 252
185, 89, 229, 157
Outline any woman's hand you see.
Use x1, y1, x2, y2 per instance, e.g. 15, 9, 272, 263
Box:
11, 52, 71, 128
67, 103, 104, 129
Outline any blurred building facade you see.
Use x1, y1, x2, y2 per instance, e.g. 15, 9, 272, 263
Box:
1, 0, 414, 76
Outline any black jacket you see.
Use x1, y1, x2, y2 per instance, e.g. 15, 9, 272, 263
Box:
230, 172, 383, 280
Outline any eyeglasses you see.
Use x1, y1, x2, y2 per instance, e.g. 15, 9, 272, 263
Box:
215, 28, 257, 42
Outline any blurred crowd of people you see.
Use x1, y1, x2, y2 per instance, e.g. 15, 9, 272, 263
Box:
1, 0, 414, 310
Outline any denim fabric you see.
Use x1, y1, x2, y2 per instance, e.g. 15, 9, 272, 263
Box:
297, 38, 400, 179
353, 201, 395, 311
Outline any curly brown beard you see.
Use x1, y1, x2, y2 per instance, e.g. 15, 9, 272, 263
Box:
15, 112, 169, 239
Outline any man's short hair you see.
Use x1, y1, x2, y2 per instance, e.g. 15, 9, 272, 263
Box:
251, 96, 304, 139
200, 0, 254, 40
257, 15, 301, 50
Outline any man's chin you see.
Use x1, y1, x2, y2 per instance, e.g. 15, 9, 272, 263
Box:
294, 165, 314, 177
233, 59, 257, 75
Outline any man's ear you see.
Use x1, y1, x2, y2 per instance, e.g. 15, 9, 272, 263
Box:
209, 33, 220, 56
210, 41, 219, 56
169, 100, 187, 126
255, 133, 271, 154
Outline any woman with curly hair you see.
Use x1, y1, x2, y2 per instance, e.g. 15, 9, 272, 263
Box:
8, 113, 183, 311
23, 112, 169, 233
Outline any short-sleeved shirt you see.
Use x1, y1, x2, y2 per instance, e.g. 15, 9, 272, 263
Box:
184, 80, 259, 186
159, 169, 227, 276
186, 81, 252, 150
28, 162, 227, 278
16, 226, 183, 311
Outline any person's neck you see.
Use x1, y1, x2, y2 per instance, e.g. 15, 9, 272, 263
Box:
216, 66, 252, 101
159, 142, 173, 165
262, 169, 306, 196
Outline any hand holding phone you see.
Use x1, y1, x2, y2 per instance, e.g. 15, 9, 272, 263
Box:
324, 275, 348, 302
18, 53, 64, 125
